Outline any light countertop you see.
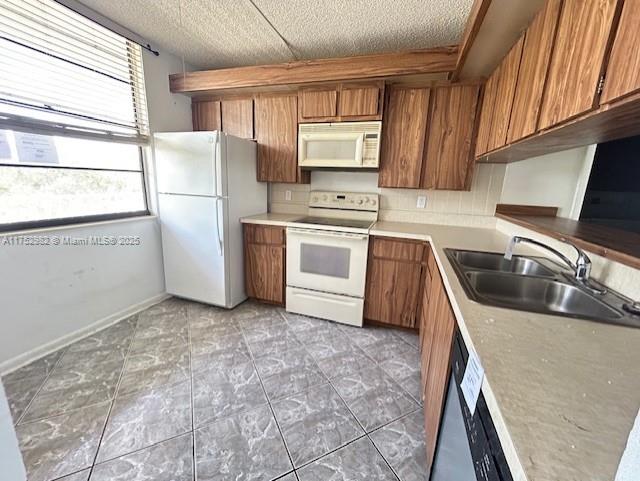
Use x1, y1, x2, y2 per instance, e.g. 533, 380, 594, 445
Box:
242, 215, 640, 481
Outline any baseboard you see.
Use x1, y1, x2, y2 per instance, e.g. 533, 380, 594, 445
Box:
0, 292, 171, 376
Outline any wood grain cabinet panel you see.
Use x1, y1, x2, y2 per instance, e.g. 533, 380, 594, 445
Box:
423, 278, 455, 471
379, 87, 431, 188
221, 98, 253, 138
601, 0, 640, 104
255, 94, 308, 183
299, 88, 338, 120
419, 263, 456, 471
507, 0, 562, 143
423, 84, 481, 190
338, 84, 381, 118
243, 224, 285, 305
487, 36, 525, 152
192, 100, 221, 131
364, 258, 423, 329
365, 237, 427, 328
538, 0, 621, 130
475, 67, 501, 156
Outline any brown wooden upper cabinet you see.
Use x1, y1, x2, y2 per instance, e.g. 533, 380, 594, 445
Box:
423, 84, 481, 190
486, 36, 525, 152
243, 224, 286, 305
192, 100, 221, 131
380, 84, 480, 190
221, 98, 254, 139
255, 94, 309, 184
601, 0, 640, 104
379, 86, 431, 188
507, 0, 562, 143
298, 81, 384, 122
538, 0, 621, 130
475, 67, 500, 157
364, 236, 428, 329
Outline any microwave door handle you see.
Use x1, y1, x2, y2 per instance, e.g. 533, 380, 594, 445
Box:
354, 133, 365, 165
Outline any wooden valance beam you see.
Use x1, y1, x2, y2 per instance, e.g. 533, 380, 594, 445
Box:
169, 46, 458, 94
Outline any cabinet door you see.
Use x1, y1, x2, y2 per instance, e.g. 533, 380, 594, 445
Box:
379, 87, 431, 188
423, 84, 481, 190
192, 100, 221, 131
298, 88, 338, 121
244, 225, 285, 305
245, 244, 284, 304
365, 237, 425, 328
338, 83, 382, 118
601, 0, 640, 104
538, 0, 620, 129
486, 36, 525, 151
422, 266, 456, 471
475, 67, 500, 156
221, 98, 253, 138
364, 258, 423, 328
507, 0, 562, 143
255, 94, 303, 183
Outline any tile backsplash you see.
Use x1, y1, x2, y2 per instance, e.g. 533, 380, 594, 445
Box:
270, 164, 507, 227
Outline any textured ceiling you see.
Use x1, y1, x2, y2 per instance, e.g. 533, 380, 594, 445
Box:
78, 0, 474, 69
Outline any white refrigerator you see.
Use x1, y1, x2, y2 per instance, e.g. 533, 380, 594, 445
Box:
154, 131, 267, 308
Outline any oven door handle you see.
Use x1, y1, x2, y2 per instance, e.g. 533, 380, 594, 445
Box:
287, 227, 368, 240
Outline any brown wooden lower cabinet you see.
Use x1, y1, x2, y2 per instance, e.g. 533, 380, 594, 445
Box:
243, 224, 285, 305
419, 253, 456, 473
364, 236, 428, 329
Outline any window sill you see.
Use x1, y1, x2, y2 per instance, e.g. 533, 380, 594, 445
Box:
0, 213, 157, 236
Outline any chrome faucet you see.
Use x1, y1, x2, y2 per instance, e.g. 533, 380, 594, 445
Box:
504, 236, 595, 285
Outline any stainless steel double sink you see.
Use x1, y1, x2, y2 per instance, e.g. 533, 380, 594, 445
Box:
445, 249, 640, 328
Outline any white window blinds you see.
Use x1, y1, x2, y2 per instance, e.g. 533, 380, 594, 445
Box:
0, 0, 149, 144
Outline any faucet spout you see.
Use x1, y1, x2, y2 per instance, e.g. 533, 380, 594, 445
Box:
504, 236, 594, 284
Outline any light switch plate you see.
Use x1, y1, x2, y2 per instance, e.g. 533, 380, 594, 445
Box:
416, 195, 427, 209
285, 190, 292, 201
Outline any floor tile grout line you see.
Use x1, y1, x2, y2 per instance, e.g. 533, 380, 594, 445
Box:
240, 317, 298, 474
14, 345, 70, 426
186, 304, 197, 481
86, 312, 144, 478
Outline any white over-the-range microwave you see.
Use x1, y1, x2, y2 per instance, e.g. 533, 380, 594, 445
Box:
298, 121, 382, 169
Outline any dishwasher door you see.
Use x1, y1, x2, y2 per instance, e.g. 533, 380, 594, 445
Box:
431, 374, 477, 481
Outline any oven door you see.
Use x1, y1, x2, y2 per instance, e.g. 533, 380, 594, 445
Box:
298, 131, 365, 168
286, 227, 369, 297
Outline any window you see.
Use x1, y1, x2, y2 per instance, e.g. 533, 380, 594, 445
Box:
0, 0, 150, 231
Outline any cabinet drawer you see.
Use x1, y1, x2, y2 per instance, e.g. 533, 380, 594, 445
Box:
244, 224, 285, 245
371, 237, 425, 262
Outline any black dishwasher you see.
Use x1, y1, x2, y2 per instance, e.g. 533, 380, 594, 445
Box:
431, 332, 513, 481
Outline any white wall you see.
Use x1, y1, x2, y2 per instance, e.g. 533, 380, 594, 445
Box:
0, 383, 26, 481
500, 146, 595, 218
0, 48, 192, 372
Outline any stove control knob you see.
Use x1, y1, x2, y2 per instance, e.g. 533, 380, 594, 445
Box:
371, 199, 377, 206
312, 196, 318, 202
322, 194, 328, 201
357, 198, 364, 205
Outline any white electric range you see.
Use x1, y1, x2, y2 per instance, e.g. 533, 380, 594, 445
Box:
285, 190, 379, 327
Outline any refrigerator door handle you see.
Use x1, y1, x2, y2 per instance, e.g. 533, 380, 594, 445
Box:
214, 133, 222, 197
215, 197, 223, 256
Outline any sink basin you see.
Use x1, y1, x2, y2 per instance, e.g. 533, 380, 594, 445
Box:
465, 271, 622, 321
444, 248, 639, 327
449, 250, 556, 277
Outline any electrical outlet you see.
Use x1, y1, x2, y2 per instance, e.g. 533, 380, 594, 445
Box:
416, 195, 427, 209
285, 190, 292, 201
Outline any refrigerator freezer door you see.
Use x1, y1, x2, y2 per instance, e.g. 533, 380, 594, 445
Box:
155, 132, 219, 196
158, 193, 228, 306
